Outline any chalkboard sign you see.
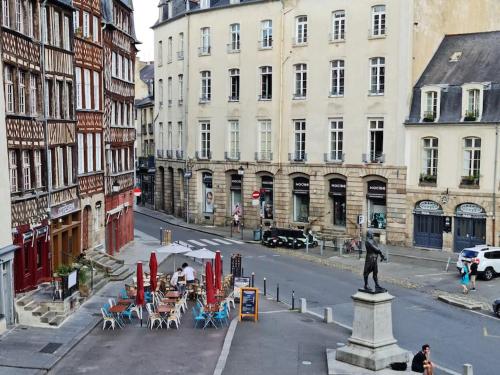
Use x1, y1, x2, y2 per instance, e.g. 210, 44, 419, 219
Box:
239, 287, 259, 322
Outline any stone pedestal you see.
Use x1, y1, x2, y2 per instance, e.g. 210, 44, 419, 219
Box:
335, 291, 409, 371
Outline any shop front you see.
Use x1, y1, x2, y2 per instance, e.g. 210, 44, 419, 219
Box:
413, 200, 443, 249
292, 177, 309, 223
230, 174, 242, 216
366, 180, 387, 230
202, 172, 214, 214
0, 244, 17, 326
260, 176, 274, 220
454, 203, 486, 252
50, 200, 81, 270
105, 192, 134, 256
329, 178, 346, 227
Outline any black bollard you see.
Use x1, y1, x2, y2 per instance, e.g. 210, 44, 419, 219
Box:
242, 267, 244, 277
263, 278, 267, 295
276, 283, 280, 302
251, 272, 255, 287
292, 290, 295, 310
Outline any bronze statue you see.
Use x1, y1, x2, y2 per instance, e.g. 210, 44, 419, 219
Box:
362, 231, 387, 293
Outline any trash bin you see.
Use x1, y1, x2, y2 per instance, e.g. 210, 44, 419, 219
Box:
253, 229, 262, 241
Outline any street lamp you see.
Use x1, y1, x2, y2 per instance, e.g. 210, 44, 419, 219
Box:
238, 166, 244, 176
112, 180, 120, 193
238, 166, 244, 239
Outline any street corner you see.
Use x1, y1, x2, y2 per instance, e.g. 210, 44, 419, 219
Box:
437, 292, 486, 311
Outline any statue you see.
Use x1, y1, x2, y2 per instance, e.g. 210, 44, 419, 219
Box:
361, 231, 387, 293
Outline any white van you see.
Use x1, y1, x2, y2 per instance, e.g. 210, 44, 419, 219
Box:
456, 245, 500, 281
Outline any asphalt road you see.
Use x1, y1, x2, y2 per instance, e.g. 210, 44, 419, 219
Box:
135, 211, 500, 375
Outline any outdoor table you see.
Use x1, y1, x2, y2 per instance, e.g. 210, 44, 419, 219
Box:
161, 298, 177, 304
165, 291, 180, 298
109, 304, 128, 328
117, 299, 134, 305
157, 305, 174, 314
203, 305, 220, 330
127, 291, 137, 298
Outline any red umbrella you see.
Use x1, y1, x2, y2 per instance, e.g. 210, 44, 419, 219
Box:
149, 251, 158, 293
205, 261, 216, 305
214, 250, 222, 291
136, 262, 145, 326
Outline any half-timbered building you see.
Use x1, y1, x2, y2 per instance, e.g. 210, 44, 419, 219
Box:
102, 0, 137, 255
1, 0, 51, 293
74, 0, 105, 253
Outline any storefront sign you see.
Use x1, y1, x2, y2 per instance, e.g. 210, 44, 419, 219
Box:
367, 180, 386, 199
456, 203, 485, 216
418, 200, 441, 211
329, 178, 346, 196
51, 199, 80, 219
36, 227, 49, 237
22, 231, 33, 243
231, 175, 242, 190
202, 173, 212, 188
293, 178, 310, 194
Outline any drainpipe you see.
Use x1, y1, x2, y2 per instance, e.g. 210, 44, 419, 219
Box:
493, 124, 499, 246
184, 13, 190, 223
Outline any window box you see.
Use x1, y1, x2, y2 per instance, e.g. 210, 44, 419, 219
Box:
419, 174, 437, 185
228, 96, 239, 102
464, 110, 479, 122
422, 112, 436, 122
460, 175, 479, 186
324, 152, 345, 163
288, 152, 307, 162
195, 150, 211, 160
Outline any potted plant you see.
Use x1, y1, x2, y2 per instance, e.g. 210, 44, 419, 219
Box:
461, 175, 479, 186
75, 27, 83, 38
464, 110, 478, 121
78, 266, 90, 297
419, 173, 437, 184
422, 111, 435, 122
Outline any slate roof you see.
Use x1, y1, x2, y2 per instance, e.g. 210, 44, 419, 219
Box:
140, 64, 154, 82
135, 97, 154, 107
53, 0, 73, 8
101, 0, 139, 42
408, 31, 500, 123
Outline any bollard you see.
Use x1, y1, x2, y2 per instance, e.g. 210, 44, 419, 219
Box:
320, 239, 325, 256
160, 227, 163, 244
324, 307, 333, 323
263, 278, 267, 295
241, 267, 244, 277
445, 256, 451, 272
241, 223, 244, 240
299, 298, 307, 313
463, 364, 473, 375
276, 283, 280, 302
291, 290, 295, 310
230, 222, 233, 238
251, 272, 255, 287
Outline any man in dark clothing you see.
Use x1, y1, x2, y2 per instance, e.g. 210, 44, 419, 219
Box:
363, 231, 386, 292
411, 344, 431, 373
470, 258, 478, 291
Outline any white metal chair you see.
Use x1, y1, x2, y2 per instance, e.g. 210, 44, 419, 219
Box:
101, 308, 116, 330
108, 298, 116, 307
225, 291, 235, 311
146, 303, 164, 330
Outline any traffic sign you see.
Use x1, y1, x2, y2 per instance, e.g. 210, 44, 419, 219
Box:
133, 187, 142, 197
252, 191, 260, 199
357, 215, 365, 225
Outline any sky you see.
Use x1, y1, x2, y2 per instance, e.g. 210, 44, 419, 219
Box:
134, 0, 157, 62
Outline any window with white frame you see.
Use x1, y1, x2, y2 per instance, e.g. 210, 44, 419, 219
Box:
83, 11, 89, 38
158, 79, 163, 106
93, 16, 99, 43
260, 66, 272, 100
294, 64, 307, 98
15, 0, 23, 32
93, 71, 100, 110
229, 23, 240, 51
369, 57, 385, 95
34, 149, 42, 187
167, 76, 172, 105
73, 9, 79, 31
178, 74, 183, 102
369, 119, 384, 162
5, 66, 13, 112
29, 73, 37, 115
200, 27, 210, 54
178, 32, 184, 56
200, 122, 211, 158
18, 71, 25, 114
117, 54, 123, 78
157, 40, 163, 65
84, 69, 91, 109
295, 16, 308, 44
200, 71, 211, 102
422, 137, 438, 179
53, 12, 61, 47
67, 146, 73, 184
111, 52, 116, 77
22, 150, 31, 190
261, 20, 272, 48
124, 58, 129, 81
423, 91, 438, 121
9, 150, 18, 192
27, 1, 33, 37
466, 89, 481, 119
463, 137, 481, 179
294, 120, 306, 161
2, 0, 10, 27
95, 133, 101, 170
167, 37, 172, 62
177, 122, 183, 150
78, 133, 84, 173
332, 10, 345, 41
329, 119, 343, 161
63, 16, 70, 50
200, 0, 209, 9
75, 67, 82, 109
86, 133, 94, 172
229, 69, 240, 101
371, 5, 386, 36
330, 60, 344, 96
259, 120, 272, 160
228, 120, 239, 159
41, 7, 47, 43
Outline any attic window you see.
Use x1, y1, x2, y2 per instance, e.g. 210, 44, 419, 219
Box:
449, 52, 462, 62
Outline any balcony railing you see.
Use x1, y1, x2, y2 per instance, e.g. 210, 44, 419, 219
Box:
166, 150, 173, 159
464, 109, 479, 121
292, 37, 308, 46
224, 151, 240, 161
324, 152, 345, 163
141, 125, 146, 135
419, 174, 437, 185
177, 51, 184, 60
168, 99, 172, 107
156, 150, 164, 158
195, 150, 212, 160
328, 32, 345, 43
369, 27, 387, 38
176, 150, 184, 160
258, 94, 272, 101
362, 153, 385, 163
148, 124, 153, 134
228, 95, 239, 102
288, 151, 307, 162
198, 46, 211, 56
422, 111, 436, 122
293, 93, 306, 100
255, 152, 273, 162
226, 43, 240, 53
199, 95, 211, 104
460, 175, 480, 187
258, 39, 273, 49
178, 99, 183, 106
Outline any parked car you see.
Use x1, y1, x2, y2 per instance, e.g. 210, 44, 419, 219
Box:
493, 299, 500, 318
261, 228, 318, 249
456, 245, 500, 281
261, 228, 285, 248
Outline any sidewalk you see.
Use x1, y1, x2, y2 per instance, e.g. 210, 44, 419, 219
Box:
134, 206, 495, 312
0, 230, 165, 375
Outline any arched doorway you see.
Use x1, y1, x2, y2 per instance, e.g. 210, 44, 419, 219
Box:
454, 203, 486, 252
328, 178, 346, 227
202, 172, 214, 214
366, 179, 387, 229
413, 200, 443, 249
292, 176, 309, 223
158, 167, 165, 211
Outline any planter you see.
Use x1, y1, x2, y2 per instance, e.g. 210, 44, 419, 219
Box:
460, 177, 479, 186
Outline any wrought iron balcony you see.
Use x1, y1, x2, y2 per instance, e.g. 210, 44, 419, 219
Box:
176, 150, 184, 160
177, 51, 184, 60
324, 152, 345, 163
255, 152, 273, 162
362, 153, 385, 163
288, 151, 307, 162
198, 46, 211, 56
195, 150, 212, 160
224, 151, 240, 161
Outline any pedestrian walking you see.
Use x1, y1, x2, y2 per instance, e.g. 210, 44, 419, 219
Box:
469, 258, 479, 291
233, 205, 241, 233
460, 260, 470, 294
411, 344, 433, 374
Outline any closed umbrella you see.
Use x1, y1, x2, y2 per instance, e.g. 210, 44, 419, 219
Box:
136, 261, 145, 327
214, 250, 222, 291
149, 251, 158, 293
205, 261, 216, 305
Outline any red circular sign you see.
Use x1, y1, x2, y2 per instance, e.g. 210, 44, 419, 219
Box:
133, 187, 142, 197
252, 191, 260, 199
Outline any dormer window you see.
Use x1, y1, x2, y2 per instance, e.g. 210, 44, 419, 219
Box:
461, 84, 485, 122
420, 86, 441, 122
200, 0, 210, 9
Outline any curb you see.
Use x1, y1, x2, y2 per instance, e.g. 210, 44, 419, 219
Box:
213, 318, 238, 375
437, 294, 483, 310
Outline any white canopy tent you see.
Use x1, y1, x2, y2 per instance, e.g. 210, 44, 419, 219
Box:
156, 243, 192, 270
184, 248, 216, 260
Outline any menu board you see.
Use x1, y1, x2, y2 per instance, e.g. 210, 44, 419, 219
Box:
233, 277, 250, 300
239, 287, 259, 322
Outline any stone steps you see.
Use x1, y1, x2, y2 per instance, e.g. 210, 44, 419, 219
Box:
110, 265, 133, 281
23, 300, 39, 312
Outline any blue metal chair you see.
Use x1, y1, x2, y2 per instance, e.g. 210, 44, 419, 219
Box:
214, 303, 229, 327
192, 307, 206, 328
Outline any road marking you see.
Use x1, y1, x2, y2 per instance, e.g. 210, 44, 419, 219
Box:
225, 238, 244, 244
468, 309, 499, 321
258, 255, 266, 258
272, 254, 280, 257
414, 272, 451, 277
245, 256, 254, 259
212, 238, 232, 245
260, 309, 290, 314
198, 239, 219, 245
213, 318, 238, 375
187, 239, 206, 246
177, 241, 193, 248
483, 326, 500, 338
